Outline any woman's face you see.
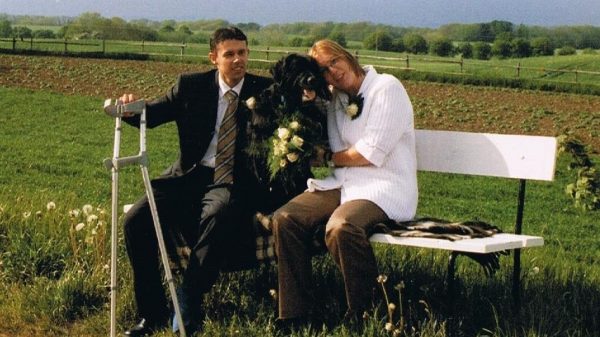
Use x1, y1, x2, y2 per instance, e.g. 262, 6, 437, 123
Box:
313, 52, 360, 95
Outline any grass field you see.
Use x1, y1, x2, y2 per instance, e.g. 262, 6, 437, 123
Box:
0, 56, 599, 336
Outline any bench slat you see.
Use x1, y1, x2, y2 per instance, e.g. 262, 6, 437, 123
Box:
415, 130, 557, 181
369, 233, 543, 254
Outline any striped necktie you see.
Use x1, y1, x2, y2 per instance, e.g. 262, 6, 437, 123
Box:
214, 90, 239, 184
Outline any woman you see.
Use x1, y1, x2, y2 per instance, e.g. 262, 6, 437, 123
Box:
271, 39, 418, 327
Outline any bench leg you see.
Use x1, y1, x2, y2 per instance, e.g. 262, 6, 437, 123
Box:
512, 248, 522, 315
446, 251, 459, 336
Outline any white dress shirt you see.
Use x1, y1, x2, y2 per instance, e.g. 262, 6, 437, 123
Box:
200, 73, 244, 168
307, 66, 418, 221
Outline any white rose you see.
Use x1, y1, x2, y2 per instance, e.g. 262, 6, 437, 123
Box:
278, 141, 289, 155
346, 103, 359, 117
277, 127, 291, 140
289, 121, 300, 130
279, 159, 287, 168
290, 135, 304, 148
286, 152, 299, 163
245, 96, 257, 110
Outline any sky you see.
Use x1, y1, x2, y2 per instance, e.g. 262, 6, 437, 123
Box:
1, 0, 600, 28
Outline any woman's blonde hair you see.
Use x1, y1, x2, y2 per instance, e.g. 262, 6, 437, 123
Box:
309, 39, 365, 77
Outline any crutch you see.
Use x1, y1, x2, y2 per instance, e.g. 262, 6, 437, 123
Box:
103, 99, 187, 337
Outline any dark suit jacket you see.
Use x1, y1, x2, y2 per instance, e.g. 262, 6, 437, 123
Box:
124, 69, 276, 213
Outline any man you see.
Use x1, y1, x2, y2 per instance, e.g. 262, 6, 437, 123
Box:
118, 27, 273, 336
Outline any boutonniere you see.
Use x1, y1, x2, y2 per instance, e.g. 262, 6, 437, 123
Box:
345, 93, 364, 120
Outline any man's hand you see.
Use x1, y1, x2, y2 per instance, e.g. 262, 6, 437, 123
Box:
119, 93, 138, 117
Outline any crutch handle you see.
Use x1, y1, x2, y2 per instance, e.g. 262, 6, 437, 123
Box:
104, 98, 146, 117
104, 153, 148, 170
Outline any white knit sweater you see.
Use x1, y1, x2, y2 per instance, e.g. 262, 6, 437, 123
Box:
307, 66, 418, 221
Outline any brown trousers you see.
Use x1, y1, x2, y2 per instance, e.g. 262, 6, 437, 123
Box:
271, 189, 389, 319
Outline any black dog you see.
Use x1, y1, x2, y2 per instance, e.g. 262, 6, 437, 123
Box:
245, 53, 331, 215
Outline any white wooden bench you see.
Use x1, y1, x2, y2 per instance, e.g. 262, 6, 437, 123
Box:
125, 129, 557, 312
369, 129, 556, 312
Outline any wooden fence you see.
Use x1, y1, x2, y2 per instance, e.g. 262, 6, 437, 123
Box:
2, 37, 600, 85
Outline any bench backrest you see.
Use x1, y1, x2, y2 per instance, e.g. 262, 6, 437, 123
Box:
415, 130, 557, 181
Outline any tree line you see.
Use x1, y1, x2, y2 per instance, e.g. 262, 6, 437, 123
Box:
1, 12, 599, 59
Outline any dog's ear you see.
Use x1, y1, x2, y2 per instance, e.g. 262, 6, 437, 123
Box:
271, 56, 286, 84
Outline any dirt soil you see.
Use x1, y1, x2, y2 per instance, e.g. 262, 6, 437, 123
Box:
1, 54, 599, 152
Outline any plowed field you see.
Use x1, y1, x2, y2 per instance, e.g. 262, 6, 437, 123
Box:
1, 54, 599, 152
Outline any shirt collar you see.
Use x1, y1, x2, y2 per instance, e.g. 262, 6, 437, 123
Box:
217, 72, 244, 98
357, 65, 376, 96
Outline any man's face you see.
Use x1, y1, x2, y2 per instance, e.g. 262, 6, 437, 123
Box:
209, 39, 249, 88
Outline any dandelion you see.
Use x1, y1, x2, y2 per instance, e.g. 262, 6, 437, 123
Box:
290, 135, 304, 148
289, 121, 300, 130
75, 223, 85, 231
46, 201, 56, 211
286, 152, 299, 163
277, 127, 291, 140
87, 214, 98, 223
388, 303, 396, 312
35, 210, 43, 218
377, 274, 388, 284
91, 229, 97, 235
69, 209, 81, 218
393, 329, 402, 337
103, 264, 110, 271
532, 266, 540, 274
385, 322, 393, 332
82, 204, 93, 216
269, 289, 278, 300
23, 211, 31, 219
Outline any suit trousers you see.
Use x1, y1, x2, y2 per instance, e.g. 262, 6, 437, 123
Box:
271, 189, 389, 319
123, 166, 247, 324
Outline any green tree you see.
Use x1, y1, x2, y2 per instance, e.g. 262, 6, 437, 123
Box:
429, 37, 454, 57
403, 33, 428, 54
511, 38, 532, 58
473, 41, 492, 60
364, 31, 393, 51
492, 38, 512, 58
328, 31, 347, 48
0, 19, 11, 37
458, 42, 473, 58
33, 29, 56, 39
391, 38, 405, 52
12, 26, 32, 40
531, 37, 554, 56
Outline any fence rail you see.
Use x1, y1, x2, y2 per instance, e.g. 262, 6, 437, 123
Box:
2, 38, 600, 85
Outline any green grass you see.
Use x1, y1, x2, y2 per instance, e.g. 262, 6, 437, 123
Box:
0, 86, 599, 336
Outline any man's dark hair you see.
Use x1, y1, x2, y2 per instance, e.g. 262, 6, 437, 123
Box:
210, 26, 247, 51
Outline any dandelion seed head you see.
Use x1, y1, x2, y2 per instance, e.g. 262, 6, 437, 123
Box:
69, 209, 80, 218
75, 223, 85, 231
46, 201, 56, 211
388, 303, 396, 311
377, 274, 388, 284
532, 266, 540, 274
87, 214, 98, 223
23, 211, 31, 219
82, 204, 93, 215
385, 322, 393, 331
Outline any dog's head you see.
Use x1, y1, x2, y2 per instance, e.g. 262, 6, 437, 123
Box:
270, 53, 331, 110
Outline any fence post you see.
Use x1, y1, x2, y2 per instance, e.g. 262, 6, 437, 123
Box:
30, 37, 33, 50
354, 50, 359, 62
406, 54, 410, 69
575, 67, 578, 83
102, 39, 106, 54
180, 42, 185, 58
460, 56, 463, 73
516, 62, 520, 78
64, 39, 68, 53
12, 37, 16, 50
142, 40, 145, 52
266, 46, 269, 61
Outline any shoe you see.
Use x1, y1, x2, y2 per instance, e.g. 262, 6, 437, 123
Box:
123, 318, 163, 337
